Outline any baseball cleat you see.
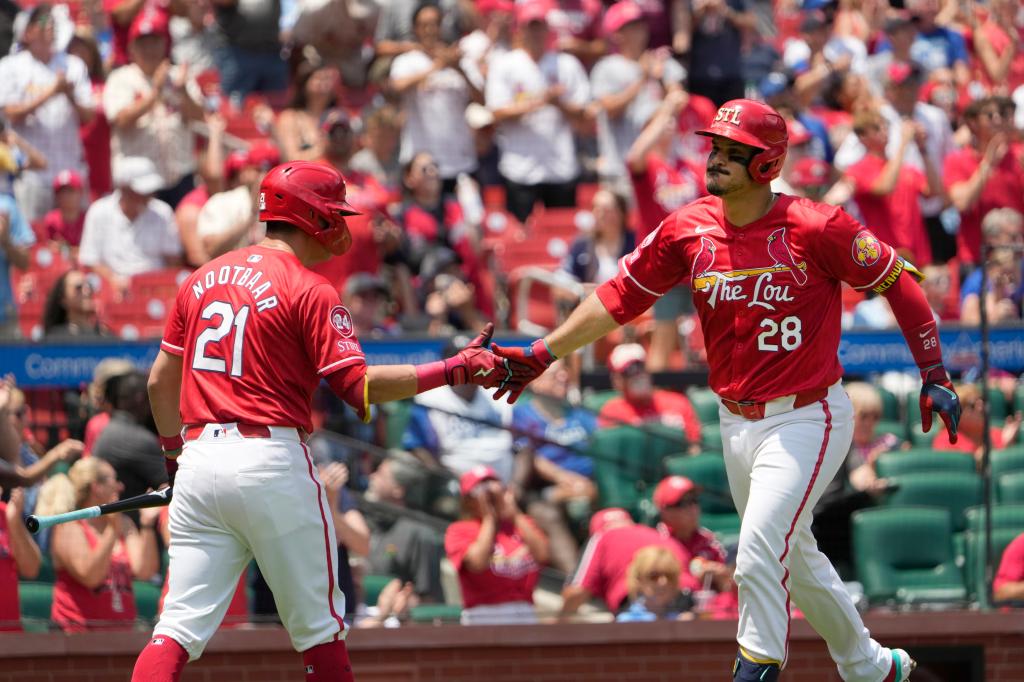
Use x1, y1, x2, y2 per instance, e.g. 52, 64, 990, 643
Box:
888, 649, 917, 681
733, 649, 780, 682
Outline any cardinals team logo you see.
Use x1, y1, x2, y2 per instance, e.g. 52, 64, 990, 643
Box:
852, 230, 881, 267
330, 305, 354, 338
691, 228, 809, 310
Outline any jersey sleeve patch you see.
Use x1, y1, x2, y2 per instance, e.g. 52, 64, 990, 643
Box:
851, 230, 882, 268
329, 305, 355, 338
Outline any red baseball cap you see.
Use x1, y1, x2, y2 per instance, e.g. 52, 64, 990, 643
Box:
603, 1, 644, 36
888, 61, 922, 87
246, 140, 281, 170
588, 507, 632, 536
52, 169, 83, 191
459, 465, 500, 497
788, 118, 812, 146
790, 157, 831, 186
652, 475, 700, 510
128, 10, 169, 44
477, 0, 515, 16
516, 0, 550, 26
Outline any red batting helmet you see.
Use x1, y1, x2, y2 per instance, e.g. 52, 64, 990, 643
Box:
696, 99, 789, 184
258, 162, 360, 256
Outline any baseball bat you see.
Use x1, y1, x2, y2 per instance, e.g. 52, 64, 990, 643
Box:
24, 487, 173, 534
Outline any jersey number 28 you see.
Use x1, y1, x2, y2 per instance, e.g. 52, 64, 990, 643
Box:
757, 316, 802, 352
192, 301, 251, 377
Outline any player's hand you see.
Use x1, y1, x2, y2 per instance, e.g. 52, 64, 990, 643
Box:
6, 487, 24, 521
138, 505, 162, 530
920, 365, 961, 444
441, 323, 515, 390
488, 339, 556, 404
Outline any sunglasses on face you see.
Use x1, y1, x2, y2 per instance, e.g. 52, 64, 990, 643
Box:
857, 411, 881, 421
643, 570, 678, 582
667, 497, 700, 509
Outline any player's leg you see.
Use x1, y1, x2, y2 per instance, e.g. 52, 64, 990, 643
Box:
133, 449, 253, 680
233, 439, 353, 681
729, 384, 853, 670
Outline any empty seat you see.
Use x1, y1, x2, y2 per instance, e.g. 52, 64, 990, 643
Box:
875, 450, 976, 478
964, 504, 1024, 534
997, 472, 1024, 504
964, 527, 1022, 607
685, 387, 721, 424
134, 580, 162, 622
884, 470, 982, 532
18, 581, 53, 632
590, 424, 684, 519
992, 446, 1024, 480
852, 507, 966, 605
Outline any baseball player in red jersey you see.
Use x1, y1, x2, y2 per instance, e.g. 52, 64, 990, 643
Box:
490, 100, 962, 682
131, 161, 515, 682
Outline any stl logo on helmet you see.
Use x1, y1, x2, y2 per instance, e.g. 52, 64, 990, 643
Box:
851, 231, 881, 267
258, 192, 266, 211
714, 107, 742, 126
329, 305, 354, 338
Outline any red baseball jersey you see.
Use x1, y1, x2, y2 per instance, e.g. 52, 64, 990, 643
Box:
161, 245, 367, 433
0, 503, 20, 631
846, 154, 931, 267
994, 532, 1024, 594
597, 194, 904, 403
52, 521, 136, 631
445, 518, 543, 609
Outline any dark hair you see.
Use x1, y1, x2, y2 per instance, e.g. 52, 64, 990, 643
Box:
104, 371, 147, 411
42, 270, 73, 334
26, 3, 52, 28
288, 59, 338, 112
820, 71, 849, 112
68, 29, 106, 83
401, 151, 435, 196
265, 220, 302, 237
411, 2, 441, 28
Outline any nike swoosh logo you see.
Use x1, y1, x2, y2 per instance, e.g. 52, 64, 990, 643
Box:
474, 368, 495, 377
695, 226, 717, 234
918, 331, 932, 338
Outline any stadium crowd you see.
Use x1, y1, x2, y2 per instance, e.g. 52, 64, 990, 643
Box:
1, 0, 1023, 634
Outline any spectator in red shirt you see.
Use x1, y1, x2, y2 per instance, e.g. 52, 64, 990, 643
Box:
932, 383, 1021, 466
67, 27, 113, 200
0, 487, 42, 631
944, 96, 1024, 266
105, 0, 170, 68
561, 506, 697, 616
47, 458, 160, 631
626, 89, 708, 371
444, 465, 549, 625
40, 170, 86, 252
972, 0, 1024, 93
994, 532, 1024, 604
843, 106, 938, 267
597, 343, 702, 449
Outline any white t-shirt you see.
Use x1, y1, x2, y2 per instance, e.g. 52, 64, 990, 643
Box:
0, 50, 92, 182
104, 64, 201, 187
196, 185, 262, 250
78, 192, 182, 276
832, 101, 952, 216
458, 29, 510, 92
413, 386, 515, 483
590, 53, 684, 179
486, 48, 590, 185
390, 50, 477, 178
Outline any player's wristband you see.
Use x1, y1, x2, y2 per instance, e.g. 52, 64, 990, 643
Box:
905, 319, 942, 372
530, 339, 557, 365
159, 434, 184, 459
416, 360, 449, 393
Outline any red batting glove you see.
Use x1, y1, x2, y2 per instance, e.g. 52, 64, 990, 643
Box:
488, 339, 556, 404
440, 323, 515, 390
920, 365, 961, 445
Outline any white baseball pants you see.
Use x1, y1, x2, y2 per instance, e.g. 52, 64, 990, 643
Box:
153, 424, 347, 660
720, 382, 894, 682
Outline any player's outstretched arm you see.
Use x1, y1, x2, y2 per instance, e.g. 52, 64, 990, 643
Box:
490, 293, 621, 404
881, 268, 961, 443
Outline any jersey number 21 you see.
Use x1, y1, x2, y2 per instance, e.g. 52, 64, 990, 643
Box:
192, 300, 251, 377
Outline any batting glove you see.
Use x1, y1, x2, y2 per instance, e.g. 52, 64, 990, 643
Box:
920, 365, 961, 444
488, 339, 556, 404
159, 434, 183, 487
442, 323, 514, 391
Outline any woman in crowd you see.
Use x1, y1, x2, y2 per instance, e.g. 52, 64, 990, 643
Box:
444, 466, 549, 625
274, 60, 339, 162
562, 188, 635, 287
616, 546, 692, 622
844, 382, 902, 496
42, 269, 106, 338
47, 458, 160, 631
0, 487, 42, 631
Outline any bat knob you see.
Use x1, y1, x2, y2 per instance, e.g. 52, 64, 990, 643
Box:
25, 516, 39, 534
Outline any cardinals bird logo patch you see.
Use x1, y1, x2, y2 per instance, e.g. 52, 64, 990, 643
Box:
852, 231, 881, 267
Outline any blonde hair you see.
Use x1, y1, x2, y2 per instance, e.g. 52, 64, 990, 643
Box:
36, 458, 110, 514
845, 382, 882, 416
626, 546, 682, 600
954, 383, 982, 406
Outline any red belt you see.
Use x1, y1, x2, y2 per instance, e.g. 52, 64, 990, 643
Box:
721, 387, 829, 421
184, 423, 273, 441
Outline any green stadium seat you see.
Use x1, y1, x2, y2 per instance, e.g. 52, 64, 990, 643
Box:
875, 450, 976, 478
591, 425, 684, 518
997, 472, 1024, 504
987, 387, 1008, 423
852, 507, 966, 605
965, 504, 1024, 534
884, 471, 982, 532
581, 390, 618, 414
992, 446, 1024, 480
382, 400, 413, 449
19, 581, 53, 631
133, 580, 162, 622
409, 604, 462, 624
877, 386, 901, 421
663, 453, 736, 515
1015, 383, 1024, 416
686, 387, 721, 424
875, 420, 906, 441
702, 513, 742, 546
700, 423, 723, 451
362, 574, 397, 608
35, 555, 55, 583
964, 527, 1022, 607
